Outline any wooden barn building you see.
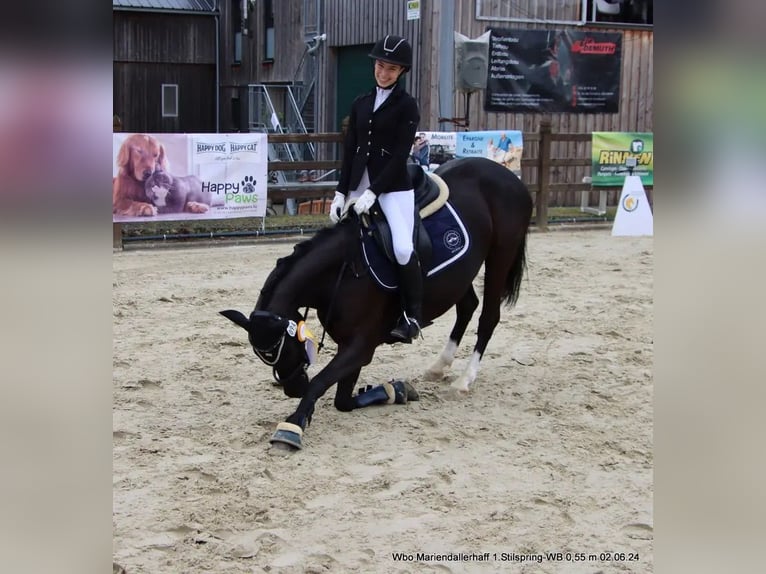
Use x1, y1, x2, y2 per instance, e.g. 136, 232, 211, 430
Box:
113, 0, 652, 189
113, 0, 219, 133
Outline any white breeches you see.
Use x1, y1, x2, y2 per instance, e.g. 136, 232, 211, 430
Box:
353, 169, 415, 265
379, 190, 415, 264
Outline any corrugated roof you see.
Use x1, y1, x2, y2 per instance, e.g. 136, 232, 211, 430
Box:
113, 0, 217, 12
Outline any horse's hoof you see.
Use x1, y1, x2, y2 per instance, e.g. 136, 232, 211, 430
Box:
422, 368, 445, 382
269, 441, 298, 455
269, 422, 303, 450
401, 381, 420, 402
448, 382, 470, 396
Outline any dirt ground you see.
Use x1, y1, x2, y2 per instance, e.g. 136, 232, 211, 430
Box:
113, 228, 653, 573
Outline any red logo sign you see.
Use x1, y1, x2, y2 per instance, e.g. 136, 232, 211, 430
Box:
571, 38, 617, 55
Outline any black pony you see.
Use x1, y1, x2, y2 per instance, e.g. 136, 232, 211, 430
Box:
222, 157, 533, 450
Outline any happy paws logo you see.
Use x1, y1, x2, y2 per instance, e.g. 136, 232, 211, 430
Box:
216, 175, 259, 204
240, 175, 256, 194
201, 175, 257, 197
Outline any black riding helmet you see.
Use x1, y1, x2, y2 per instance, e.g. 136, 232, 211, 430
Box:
368, 35, 413, 71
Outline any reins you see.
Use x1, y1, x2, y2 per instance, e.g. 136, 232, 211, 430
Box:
309, 215, 364, 351
305, 259, 348, 353
270, 219, 356, 370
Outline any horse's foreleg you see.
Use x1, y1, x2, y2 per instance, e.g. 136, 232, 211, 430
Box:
333, 367, 362, 412
286, 352, 370, 427
272, 345, 376, 450
425, 287, 479, 380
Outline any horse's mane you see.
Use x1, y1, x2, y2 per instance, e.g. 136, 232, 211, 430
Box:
256, 219, 355, 309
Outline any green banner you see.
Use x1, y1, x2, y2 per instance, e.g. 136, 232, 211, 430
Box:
591, 132, 653, 186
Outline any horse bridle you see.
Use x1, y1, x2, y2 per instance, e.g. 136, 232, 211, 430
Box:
254, 254, 350, 386
252, 325, 307, 385
252, 334, 287, 367
251, 311, 316, 385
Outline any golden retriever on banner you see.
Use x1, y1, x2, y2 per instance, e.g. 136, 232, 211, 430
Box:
113, 134, 167, 217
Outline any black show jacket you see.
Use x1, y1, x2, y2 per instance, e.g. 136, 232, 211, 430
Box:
336, 83, 420, 197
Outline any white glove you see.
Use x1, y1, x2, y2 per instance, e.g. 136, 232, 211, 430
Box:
353, 189, 377, 215
329, 191, 346, 224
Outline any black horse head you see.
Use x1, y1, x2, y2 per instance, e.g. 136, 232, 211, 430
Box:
220, 309, 315, 398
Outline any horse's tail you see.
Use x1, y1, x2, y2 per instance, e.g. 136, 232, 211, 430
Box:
502, 230, 528, 308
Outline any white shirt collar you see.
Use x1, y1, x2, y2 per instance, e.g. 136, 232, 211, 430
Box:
374, 85, 394, 111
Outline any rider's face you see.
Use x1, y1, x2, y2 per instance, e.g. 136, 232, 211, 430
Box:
374, 60, 404, 88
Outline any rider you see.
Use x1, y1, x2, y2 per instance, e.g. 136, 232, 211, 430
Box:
329, 34, 423, 343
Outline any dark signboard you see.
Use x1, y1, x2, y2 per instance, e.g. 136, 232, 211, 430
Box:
485, 28, 622, 113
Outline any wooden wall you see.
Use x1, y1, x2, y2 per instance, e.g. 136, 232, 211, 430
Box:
113, 12, 217, 133
114, 62, 216, 133
316, 2, 651, 156
418, 4, 653, 134
320, 0, 424, 132
113, 12, 216, 64
415, 1, 653, 203
113, 1, 652, 207
302, 2, 654, 208
218, 0, 312, 132
218, 0, 306, 84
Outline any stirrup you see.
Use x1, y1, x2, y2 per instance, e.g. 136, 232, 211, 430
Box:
390, 315, 421, 343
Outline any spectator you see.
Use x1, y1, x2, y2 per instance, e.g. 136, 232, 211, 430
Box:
411, 133, 430, 166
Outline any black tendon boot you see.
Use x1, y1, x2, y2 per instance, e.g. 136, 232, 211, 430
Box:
390, 253, 423, 343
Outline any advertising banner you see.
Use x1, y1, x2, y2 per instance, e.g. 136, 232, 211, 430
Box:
410, 130, 524, 178
409, 131, 457, 170
485, 28, 622, 113
456, 130, 523, 177
591, 132, 653, 186
112, 133, 268, 222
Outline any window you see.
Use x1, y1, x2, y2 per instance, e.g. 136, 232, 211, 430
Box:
161, 84, 178, 117
476, 0, 652, 27
232, 0, 242, 63
234, 32, 243, 64
590, 0, 652, 25
264, 0, 275, 61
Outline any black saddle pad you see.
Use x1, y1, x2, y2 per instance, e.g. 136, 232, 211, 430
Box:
361, 201, 470, 291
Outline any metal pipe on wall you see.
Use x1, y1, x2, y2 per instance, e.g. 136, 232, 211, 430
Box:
215, 1, 221, 132
438, 0, 455, 132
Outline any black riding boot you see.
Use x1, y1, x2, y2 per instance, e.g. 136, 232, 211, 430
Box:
390, 253, 423, 343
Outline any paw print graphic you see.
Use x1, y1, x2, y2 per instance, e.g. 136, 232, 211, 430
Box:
241, 175, 256, 194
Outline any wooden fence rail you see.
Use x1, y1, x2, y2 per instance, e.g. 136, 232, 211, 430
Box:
266, 132, 343, 206
113, 122, 651, 247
